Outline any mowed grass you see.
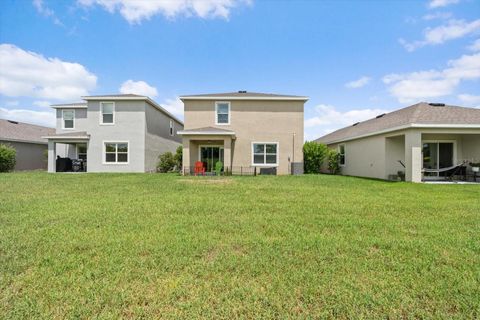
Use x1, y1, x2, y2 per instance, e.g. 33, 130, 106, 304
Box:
0, 172, 479, 319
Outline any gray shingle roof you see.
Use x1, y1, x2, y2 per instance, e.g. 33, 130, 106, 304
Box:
180, 91, 307, 99
83, 94, 145, 98
178, 126, 235, 135
315, 103, 480, 144
50, 102, 87, 107
0, 119, 55, 144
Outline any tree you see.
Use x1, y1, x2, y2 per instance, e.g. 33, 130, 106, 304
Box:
0, 144, 16, 172
174, 146, 182, 170
303, 141, 328, 174
157, 152, 175, 173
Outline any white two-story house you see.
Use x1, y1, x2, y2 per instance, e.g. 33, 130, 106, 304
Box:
44, 94, 183, 172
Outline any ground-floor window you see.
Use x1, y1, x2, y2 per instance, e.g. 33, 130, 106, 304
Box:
252, 142, 278, 165
338, 144, 346, 166
104, 142, 128, 163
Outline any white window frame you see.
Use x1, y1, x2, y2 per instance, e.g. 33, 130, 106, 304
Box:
103, 141, 129, 165
76, 143, 87, 161
338, 144, 346, 167
62, 109, 75, 130
215, 101, 230, 125
421, 140, 457, 177
251, 142, 279, 167
170, 119, 174, 136
100, 102, 115, 125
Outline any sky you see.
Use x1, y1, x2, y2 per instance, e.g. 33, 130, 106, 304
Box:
0, 0, 479, 140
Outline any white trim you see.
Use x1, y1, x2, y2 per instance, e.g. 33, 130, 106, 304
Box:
338, 143, 346, 167
62, 109, 75, 130
215, 101, 230, 125
102, 141, 129, 165
177, 130, 235, 136
43, 136, 89, 140
76, 143, 87, 161
81, 96, 184, 125
51, 104, 87, 109
180, 96, 309, 101
323, 123, 480, 145
100, 102, 115, 125
198, 145, 224, 166
251, 141, 279, 167
170, 119, 174, 136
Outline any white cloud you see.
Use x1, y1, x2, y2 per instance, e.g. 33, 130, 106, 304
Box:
119, 80, 158, 97
428, 0, 460, 9
32, 0, 63, 25
458, 94, 480, 106
468, 39, 480, 51
400, 19, 480, 51
77, 0, 251, 24
161, 97, 184, 118
345, 76, 371, 89
0, 44, 97, 101
383, 52, 480, 103
0, 107, 55, 127
422, 12, 452, 21
33, 100, 52, 107
305, 104, 390, 138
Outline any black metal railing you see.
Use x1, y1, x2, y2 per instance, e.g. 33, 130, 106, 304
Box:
183, 166, 258, 176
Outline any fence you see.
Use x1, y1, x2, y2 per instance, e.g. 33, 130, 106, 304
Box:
183, 166, 258, 176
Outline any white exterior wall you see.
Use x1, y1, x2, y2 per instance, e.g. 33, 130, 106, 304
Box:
85, 100, 146, 172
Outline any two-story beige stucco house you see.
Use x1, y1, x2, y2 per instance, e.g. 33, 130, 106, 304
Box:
178, 91, 307, 175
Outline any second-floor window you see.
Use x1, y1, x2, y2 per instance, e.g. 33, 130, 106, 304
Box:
100, 102, 115, 125
170, 119, 174, 136
215, 102, 230, 125
62, 110, 74, 129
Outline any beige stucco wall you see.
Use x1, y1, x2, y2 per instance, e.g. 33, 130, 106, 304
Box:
183, 99, 304, 175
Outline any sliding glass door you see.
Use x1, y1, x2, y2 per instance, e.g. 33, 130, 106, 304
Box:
422, 142, 454, 177
200, 146, 224, 172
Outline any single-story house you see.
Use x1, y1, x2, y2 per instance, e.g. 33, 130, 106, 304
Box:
315, 102, 480, 182
0, 119, 55, 170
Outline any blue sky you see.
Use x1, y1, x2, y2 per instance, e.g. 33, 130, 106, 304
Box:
0, 0, 479, 140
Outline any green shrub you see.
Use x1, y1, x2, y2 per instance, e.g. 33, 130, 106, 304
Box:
0, 143, 16, 172
174, 146, 182, 169
327, 149, 341, 174
157, 152, 175, 173
303, 141, 328, 174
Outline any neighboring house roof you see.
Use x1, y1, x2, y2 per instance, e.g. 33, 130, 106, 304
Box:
316, 102, 480, 145
180, 91, 309, 101
76, 94, 184, 125
42, 131, 90, 140
177, 126, 236, 136
0, 119, 55, 144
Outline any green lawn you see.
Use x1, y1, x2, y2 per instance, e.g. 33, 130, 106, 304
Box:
0, 172, 479, 319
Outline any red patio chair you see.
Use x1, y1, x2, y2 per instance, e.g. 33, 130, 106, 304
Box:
194, 161, 205, 176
